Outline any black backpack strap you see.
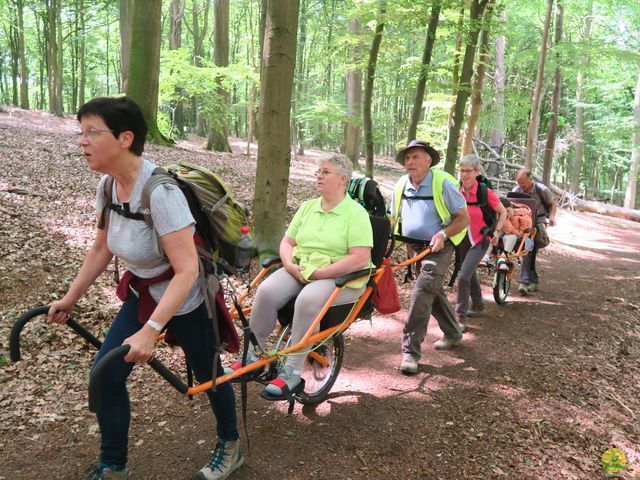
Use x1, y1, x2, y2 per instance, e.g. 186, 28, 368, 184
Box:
448, 244, 462, 287
402, 193, 434, 201
98, 176, 114, 230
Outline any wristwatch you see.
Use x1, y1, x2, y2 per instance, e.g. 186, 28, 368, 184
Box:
438, 230, 448, 241
146, 319, 163, 332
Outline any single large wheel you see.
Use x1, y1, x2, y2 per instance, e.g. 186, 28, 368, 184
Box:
493, 270, 510, 304
276, 325, 344, 405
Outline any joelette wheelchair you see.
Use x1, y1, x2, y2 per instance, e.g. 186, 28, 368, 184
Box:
489, 193, 539, 304
10, 215, 433, 413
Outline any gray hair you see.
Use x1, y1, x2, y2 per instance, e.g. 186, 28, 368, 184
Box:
460, 154, 483, 172
317, 152, 353, 179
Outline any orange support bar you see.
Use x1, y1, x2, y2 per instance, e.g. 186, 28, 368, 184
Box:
186, 267, 381, 395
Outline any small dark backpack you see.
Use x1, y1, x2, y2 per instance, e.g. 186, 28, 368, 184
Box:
463, 174, 497, 239
347, 176, 387, 217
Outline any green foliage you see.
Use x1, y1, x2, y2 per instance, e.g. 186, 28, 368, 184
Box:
158, 48, 255, 137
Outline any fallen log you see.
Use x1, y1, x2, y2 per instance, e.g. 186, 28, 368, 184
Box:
473, 138, 640, 223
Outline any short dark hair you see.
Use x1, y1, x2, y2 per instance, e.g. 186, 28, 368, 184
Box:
77, 96, 147, 156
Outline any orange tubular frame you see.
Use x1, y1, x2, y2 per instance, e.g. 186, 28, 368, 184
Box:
492, 228, 537, 280
182, 247, 432, 396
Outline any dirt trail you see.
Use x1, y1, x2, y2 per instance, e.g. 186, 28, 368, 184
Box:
1, 108, 639, 480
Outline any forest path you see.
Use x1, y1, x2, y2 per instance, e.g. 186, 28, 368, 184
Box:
1, 108, 639, 480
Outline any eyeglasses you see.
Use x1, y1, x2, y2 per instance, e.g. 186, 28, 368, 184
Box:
459, 168, 476, 174
76, 128, 116, 141
314, 169, 341, 177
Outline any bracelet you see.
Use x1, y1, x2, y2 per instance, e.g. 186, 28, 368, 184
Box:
438, 230, 448, 241
146, 319, 163, 332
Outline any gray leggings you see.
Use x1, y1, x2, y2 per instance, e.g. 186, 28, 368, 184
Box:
455, 238, 486, 316
250, 267, 364, 373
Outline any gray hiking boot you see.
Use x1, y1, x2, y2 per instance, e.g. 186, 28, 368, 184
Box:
399, 355, 419, 374
83, 465, 130, 480
194, 439, 244, 480
518, 283, 528, 295
434, 336, 461, 350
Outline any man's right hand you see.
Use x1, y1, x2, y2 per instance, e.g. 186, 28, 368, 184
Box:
46, 297, 76, 324
429, 232, 446, 252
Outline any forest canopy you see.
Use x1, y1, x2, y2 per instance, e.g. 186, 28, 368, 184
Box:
1, 0, 639, 209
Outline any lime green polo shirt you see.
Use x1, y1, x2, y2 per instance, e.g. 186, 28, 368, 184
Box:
286, 194, 374, 288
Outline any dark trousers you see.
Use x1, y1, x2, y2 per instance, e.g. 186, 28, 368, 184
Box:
402, 242, 462, 359
92, 297, 238, 468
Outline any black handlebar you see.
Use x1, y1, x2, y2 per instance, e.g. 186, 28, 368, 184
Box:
11, 305, 189, 413
10, 305, 103, 362
88, 344, 189, 413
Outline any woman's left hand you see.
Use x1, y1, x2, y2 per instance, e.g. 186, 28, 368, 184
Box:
122, 326, 158, 363
491, 232, 500, 246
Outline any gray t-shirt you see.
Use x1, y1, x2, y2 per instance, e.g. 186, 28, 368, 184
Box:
95, 158, 202, 314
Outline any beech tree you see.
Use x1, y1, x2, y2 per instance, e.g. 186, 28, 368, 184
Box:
571, 0, 594, 193
444, 0, 492, 174
253, 0, 299, 256
126, 0, 170, 144
462, 2, 493, 156
344, 19, 362, 170
542, 0, 563, 186
407, 0, 441, 143
524, 0, 553, 170
363, 2, 386, 178
624, 72, 640, 209
205, 0, 232, 152
119, 0, 132, 93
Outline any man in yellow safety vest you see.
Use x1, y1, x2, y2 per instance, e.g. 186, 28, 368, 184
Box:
391, 140, 470, 374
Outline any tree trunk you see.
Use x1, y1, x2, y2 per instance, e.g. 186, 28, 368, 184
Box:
119, 0, 132, 93
407, 0, 441, 143
542, 0, 563, 186
524, 0, 553, 170
206, 0, 232, 152
78, 6, 86, 107
16, 0, 29, 109
8, 19, 19, 106
363, 3, 386, 179
127, 0, 171, 145
444, 0, 491, 175
462, 3, 493, 155
253, 0, 299, 256
446, 5, 466, 132
571, 0, 593, 193
46, 0, 63, 116
624, 71, 640, 209
488, 9, 506, 172
169, 0, 185, 137
344, 19, 362, 170
294, 0, 307, 156
192, 0, 211, 137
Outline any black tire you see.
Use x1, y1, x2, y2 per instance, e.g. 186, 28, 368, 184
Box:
298, 333, 344, 405
275, 325, 344, 405
493, 270, 510, 304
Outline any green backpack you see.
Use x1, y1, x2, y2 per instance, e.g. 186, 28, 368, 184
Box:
100, 161, 252, 275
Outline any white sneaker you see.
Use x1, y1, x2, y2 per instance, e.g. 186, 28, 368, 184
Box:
194, 439, 244, 480
400, 356, 419, 373
434, 336, 461, 350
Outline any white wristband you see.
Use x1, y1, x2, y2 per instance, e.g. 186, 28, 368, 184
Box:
146, 319, 163, 332
438, 230, 448, 241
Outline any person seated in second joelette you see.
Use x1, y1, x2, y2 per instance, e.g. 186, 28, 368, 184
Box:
225, 153, 373, 398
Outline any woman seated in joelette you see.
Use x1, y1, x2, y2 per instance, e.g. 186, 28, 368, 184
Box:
226, 153, 373, 397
